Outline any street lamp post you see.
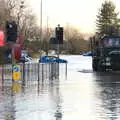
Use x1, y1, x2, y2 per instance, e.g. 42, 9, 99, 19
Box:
40, 0, 42, 41
39, 0, 43, 57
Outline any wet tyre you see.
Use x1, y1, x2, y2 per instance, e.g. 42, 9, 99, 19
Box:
99, 65, 106, 72
92, 61, 98, 71
99, 62, 106, 72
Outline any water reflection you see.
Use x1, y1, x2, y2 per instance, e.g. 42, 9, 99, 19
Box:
3, 82, 23, 120
0, 63, 63, 120
3, 86, 15, 120
3, 55, 120, 120
12, 82, 22, 93
93, 72, 120, 120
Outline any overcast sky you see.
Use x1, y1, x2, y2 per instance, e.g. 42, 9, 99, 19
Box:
27, 0, 120, 34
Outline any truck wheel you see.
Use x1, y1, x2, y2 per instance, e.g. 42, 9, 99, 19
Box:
100, 66, 106, 72
99, 63, 106, 72
92, 62, 98, 71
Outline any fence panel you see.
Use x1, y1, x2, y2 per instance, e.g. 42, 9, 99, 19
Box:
0, 62, 67, 87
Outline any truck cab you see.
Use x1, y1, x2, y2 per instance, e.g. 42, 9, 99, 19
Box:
92, 36, 120, 71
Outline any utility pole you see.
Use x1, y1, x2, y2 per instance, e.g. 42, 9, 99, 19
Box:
40, 0, 43, 41
39, 0, 43, 57
46, 16, 49, 55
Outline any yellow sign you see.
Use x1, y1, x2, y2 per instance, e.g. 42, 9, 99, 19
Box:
13, 72, 21, 80
12, 65, 21, 80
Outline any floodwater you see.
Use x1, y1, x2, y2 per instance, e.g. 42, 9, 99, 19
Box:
0, 55, 120, 120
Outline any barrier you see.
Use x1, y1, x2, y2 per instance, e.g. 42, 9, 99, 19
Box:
0, 62, 67, 87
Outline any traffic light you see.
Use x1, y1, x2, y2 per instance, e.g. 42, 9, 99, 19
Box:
6, 21, 17, 42
0, 30, 5, 47
55, 26, 63, 44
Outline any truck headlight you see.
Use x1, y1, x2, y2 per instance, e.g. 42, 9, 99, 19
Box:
105, 57, 111, 62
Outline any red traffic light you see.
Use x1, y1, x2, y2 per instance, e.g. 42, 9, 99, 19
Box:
0, 30, 5, 47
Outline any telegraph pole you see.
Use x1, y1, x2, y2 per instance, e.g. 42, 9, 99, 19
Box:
39, 0, 43, 57
46, 16, 49, 55
40, 0, 43, 41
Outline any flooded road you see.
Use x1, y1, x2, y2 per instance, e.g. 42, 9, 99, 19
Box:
0, 55, 120, 120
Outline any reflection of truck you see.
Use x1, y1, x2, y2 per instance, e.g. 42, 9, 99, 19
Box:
91, 36, 120, 71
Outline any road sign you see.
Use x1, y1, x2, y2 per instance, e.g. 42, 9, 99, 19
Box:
12, 64, 21, 81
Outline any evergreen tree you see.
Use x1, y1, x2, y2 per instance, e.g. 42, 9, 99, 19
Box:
96, 1, 120, 36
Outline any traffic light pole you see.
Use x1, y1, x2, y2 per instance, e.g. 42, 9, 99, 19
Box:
6, 20, 17, 67
12, 46, 15, 81
55, 24, 64, 78
56, 25, 60, 78
56, 24, 60, 59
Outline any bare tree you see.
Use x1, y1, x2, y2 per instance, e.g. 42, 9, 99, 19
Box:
64, 24, 88, 54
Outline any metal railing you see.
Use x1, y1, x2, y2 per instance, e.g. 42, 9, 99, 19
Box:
0, 62, 67, 87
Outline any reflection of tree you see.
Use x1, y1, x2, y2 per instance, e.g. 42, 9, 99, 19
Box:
94, 72, 120, 120
2, 82, 23, 120
64, 24, 89, 54
0, 65, 16, 120
3, 86, 15, 120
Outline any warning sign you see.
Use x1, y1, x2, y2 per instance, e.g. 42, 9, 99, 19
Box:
12, 65, 21, 81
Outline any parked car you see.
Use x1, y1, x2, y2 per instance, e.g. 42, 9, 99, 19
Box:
83, 51, 92, 56
39, 56, 67, 63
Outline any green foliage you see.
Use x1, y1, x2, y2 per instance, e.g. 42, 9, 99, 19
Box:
96, 0, 120, 36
